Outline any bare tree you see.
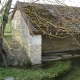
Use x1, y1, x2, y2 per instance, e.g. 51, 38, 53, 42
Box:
0, 0, 12, 66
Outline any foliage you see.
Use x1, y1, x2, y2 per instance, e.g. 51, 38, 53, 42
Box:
24, 5, 54, 29
0, 61, 71, 80
4, 21, 12, 35
24, 59, 32, 67
23, 4, 80, 37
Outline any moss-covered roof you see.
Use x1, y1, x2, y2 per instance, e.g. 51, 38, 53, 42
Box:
24, 5, 56, 30
11, 1, 80, 35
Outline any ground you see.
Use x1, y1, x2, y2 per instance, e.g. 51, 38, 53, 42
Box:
0, 61, 71, 80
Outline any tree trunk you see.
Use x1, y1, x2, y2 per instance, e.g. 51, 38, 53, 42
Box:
0, 0, 12, 66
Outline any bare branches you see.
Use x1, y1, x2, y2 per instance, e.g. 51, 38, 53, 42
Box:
1, 0, 12, 34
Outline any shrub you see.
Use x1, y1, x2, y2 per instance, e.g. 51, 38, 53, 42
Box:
24, 59, 32, 67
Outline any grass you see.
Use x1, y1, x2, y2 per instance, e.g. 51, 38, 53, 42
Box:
0, 61, 71, 80
4, 24, 12, 35
3, 21, 12, 41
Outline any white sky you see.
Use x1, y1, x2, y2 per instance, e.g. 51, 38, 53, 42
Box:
12, 0, 80, 7
0, 0, 80, 9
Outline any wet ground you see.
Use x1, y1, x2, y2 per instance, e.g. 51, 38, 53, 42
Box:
56, 58, 80, 80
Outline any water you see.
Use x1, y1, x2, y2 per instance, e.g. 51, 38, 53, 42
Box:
56, 58, 80, 80
4, 77, 14, 80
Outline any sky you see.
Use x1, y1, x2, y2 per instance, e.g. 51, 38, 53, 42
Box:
0, 0, 80, 9
12, 0, 80, 7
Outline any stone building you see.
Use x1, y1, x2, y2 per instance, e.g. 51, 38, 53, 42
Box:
11, 1, 80, 64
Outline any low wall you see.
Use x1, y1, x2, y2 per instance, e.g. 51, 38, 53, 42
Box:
42, 35, 80, 53
12, 10, 42, 64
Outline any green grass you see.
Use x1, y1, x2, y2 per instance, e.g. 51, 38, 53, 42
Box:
0, 61, 71, 80
3, 21, 12, 41
4, 24, 12, 35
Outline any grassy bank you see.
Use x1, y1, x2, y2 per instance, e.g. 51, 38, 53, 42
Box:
0, 61, 71, 80
56, 59, 80, 80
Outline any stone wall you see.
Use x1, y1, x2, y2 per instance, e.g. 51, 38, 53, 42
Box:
12, 10, 42, 64
3, 39, 28, 67
12, 10, 23, 45
42, 35, 80, 53
29, 35, 42, 64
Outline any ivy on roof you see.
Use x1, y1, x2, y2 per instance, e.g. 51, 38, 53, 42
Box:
22, 3, 80, 35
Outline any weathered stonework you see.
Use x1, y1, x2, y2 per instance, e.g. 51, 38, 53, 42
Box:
12, 10, 42, 64
3, 39, 28, 66
29, 35, 42, 64
42, 35, 80, 53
